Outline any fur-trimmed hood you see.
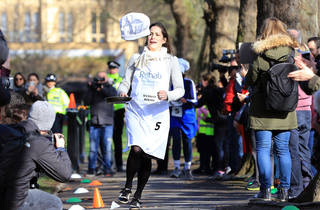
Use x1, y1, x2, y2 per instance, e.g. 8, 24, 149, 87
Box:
253, 34, 298, 54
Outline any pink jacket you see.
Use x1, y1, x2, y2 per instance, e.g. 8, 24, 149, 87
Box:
296, 85, 312, 111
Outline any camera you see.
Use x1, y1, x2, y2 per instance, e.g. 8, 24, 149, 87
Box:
219, 49, 237, 63
0, 66, 11, 90
91, 76, 105, 89
209, 62, 240, 74
301, 51, 311, 60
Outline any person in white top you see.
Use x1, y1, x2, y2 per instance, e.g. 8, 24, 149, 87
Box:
117, 22, 185, 209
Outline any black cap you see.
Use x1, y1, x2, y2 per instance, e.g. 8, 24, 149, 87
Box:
45, 73, 57, 82
108, 61, 120, 69
0, 30, 9, 65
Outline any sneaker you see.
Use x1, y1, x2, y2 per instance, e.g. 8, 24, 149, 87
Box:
170, 167, 181, 178
129, 197, 141, 210
210, 170, 225, 180
271, 187, 278, 194
224, 166, 232, 175
86, 169, 95, 177
246, 180, 260, 191
118, 188, 131, 204
182, 169, 194, 180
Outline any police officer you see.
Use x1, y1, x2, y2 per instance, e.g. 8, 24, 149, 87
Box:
45, 73, 70, 133
107, 61, 125, 172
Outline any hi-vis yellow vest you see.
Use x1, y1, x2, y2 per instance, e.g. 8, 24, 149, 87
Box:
198, 106, 214, 136
108, 73, 125, 111
47, 87, 70, 115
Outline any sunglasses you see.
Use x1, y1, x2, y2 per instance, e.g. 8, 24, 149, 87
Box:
15, 77, 23, 81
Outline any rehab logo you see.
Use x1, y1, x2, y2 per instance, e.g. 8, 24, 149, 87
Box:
139, 71, 162, 80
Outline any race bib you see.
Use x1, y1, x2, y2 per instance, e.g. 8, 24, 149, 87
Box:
141, 91, 159, 104
171, 106, 183, 117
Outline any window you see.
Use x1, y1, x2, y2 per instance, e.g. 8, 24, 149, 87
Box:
32, 12, 40, 42
91, 12, 97, 42
67, 13, 73, 42
24, 12, 31, 42
1, 12, 7, 36
59, 12, 65, 42
91, 11, 107, 43
92, 12, 96, 34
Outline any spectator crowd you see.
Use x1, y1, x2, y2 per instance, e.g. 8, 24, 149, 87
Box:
2, 15, 320, 210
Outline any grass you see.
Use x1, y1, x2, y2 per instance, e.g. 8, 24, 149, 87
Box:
38, 123, 199, 193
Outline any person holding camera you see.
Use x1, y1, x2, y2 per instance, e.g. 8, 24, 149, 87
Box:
84, 71, 117, 176
107, 61, 125, 172
0, 101, 72, 210
22, 73, 44, 105
44, 73, 70, 134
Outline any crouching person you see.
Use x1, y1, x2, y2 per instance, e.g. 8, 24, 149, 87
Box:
0, 101, 72, 210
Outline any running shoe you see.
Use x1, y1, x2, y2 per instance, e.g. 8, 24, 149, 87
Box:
210, 170, 225, 180
170, 167, 181, 178
129, 197, 141, 210
86, 169, 95, 177
118, 188, 131, 204
271, 186, 278, 194
224, 166, 232, 174
246, 180, 260, 191
182, 169, 194, 180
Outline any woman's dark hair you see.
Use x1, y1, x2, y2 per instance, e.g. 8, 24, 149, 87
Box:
146, 22, 172, 54
13, 72, 26, 86
27, 72, 40, 81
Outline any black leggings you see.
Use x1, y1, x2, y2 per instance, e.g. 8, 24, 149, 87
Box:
125, 146, 152, 199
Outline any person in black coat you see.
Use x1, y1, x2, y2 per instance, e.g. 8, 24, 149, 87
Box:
84, 71, 117, 176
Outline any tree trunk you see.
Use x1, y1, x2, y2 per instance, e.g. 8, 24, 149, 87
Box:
203, 0, 240, 62
257, 0, 319, 42
167, 0, 191, 58
195, 26, 210, 81
236, 0, 257, 44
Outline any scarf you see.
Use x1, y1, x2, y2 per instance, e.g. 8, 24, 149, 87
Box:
134, 47, 169, 70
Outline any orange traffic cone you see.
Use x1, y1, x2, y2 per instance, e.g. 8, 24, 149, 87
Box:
68, 93, 76, 109
93, 187, 105, 208
89, 180, 102, 186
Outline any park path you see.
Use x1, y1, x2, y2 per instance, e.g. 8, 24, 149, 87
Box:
57, 162, 320, 210
58, 161, 257, 210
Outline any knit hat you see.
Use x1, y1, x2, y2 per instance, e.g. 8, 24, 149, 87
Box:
120, 12, 150, 40
28, 101, 56, 131
178, 58, 190, 74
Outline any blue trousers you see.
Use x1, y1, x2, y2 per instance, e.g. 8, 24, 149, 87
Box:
255, 130, 291, 189
289, 110, 313, 197
88, 125, 113, 173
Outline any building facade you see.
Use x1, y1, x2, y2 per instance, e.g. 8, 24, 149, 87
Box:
0, 0, 138, 69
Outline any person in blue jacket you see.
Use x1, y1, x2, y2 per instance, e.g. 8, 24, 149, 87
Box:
170, 58, 198, 180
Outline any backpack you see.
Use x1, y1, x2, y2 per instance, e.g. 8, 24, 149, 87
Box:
262, 49, 298, 112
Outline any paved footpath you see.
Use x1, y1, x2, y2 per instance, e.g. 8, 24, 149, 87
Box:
57, 161, 259, 210
57, 162, 320, 210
